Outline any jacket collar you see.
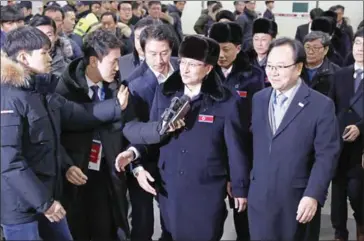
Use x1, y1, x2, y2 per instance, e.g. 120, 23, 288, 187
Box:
0, 55, 26, 87
162, 70, 227, 102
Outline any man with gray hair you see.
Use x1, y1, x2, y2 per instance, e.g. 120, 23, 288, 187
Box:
300, 30, 341, 96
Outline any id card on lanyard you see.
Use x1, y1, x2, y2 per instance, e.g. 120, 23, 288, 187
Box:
88, 87, 105, 171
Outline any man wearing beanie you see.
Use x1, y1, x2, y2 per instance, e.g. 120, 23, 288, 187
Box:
248, 18, 278, 87
209, 21, 265, 241
115, 35, 250, 241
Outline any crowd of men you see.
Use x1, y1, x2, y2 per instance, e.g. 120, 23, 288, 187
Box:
0, 1, 363, 241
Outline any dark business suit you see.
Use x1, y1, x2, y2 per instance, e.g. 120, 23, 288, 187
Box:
328, 65, 364, 240
249, 82, 341, 241
295, 23, 309, 43
125, 59, 179, 241
263, 9, 275, 22
119, 51, 142, 82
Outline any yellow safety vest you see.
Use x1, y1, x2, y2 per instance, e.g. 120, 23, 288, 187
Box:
73, 13, 99, 38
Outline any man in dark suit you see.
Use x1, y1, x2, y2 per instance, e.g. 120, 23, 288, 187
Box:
300, 31, 341, 96
119, 18, 158, 81
295, 8, 323, 43
125, 24, 179, 241
263, 1, 275, 22
209, 22, 264, 241
329, 28, 364, 241
56, 29, 131, 241
248, 37, 341, 241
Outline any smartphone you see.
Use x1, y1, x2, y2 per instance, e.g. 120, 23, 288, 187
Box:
228, 196, 235, 209
342, 127, 350, 137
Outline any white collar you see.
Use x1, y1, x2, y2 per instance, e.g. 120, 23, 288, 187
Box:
184, 84, 202, 99
354, 63, 364, 78
86, 75, 103, 89
308, 22, 312, 33
221, 65, 233, 77
150, 62, 175, 84
85, 74, 103, 99
354, 63, 363, 71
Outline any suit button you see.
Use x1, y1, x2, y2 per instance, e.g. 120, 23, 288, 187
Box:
181, 149, 186, 153
179, 171, 184, 175
348, 109, 352, 113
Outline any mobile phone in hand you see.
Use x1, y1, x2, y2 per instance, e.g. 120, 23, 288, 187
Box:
342, 127, 350, 138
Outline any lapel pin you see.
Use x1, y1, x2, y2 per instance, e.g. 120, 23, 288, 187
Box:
298, 102, 304, 108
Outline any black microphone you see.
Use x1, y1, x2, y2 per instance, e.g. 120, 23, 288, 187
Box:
158, 95, 191, 135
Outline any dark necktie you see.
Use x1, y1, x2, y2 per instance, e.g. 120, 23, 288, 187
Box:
354, 69, 363, 93
90, 85, 100, 102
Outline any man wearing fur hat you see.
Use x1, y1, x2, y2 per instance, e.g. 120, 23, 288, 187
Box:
115, 35, 250, 241
209, 21, 264, 241
311, 16, 344, 67
248, 18, 278, 87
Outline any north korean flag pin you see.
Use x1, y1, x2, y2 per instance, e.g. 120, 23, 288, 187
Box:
237, 90, 247, 98
198, 114, 214, 123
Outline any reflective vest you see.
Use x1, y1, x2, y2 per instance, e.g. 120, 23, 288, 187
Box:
73, 13, 99, 38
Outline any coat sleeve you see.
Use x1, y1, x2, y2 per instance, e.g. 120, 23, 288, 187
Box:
57, 94, 123, 131
0, 108, 53, 213
194, 14, 208, 34
127, 85, 169, 160
225, 98, 251, 198
303, 100, 341, 206
60, 144, 74, 172
123, 121, 162, 144
295, 27, 302, 43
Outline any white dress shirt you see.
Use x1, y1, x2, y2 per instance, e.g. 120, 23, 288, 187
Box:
270, 78, 302, 132
221, 66, 233, 78
150, 62, 175, 84
86, 75, 103, 99
354, 63, 364, 80
184, 84, 202, 99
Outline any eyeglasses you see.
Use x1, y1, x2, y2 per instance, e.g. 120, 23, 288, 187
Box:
179, 59, 205, 68
304, 45, 324, 52
265, 63, 296, 72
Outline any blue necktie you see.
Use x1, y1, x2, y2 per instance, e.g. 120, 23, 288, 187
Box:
354, 69, 363, 93
273, 93, 288, 133
90, 85, 100, 102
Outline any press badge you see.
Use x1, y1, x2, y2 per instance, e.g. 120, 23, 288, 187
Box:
88, 140, 102, 171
